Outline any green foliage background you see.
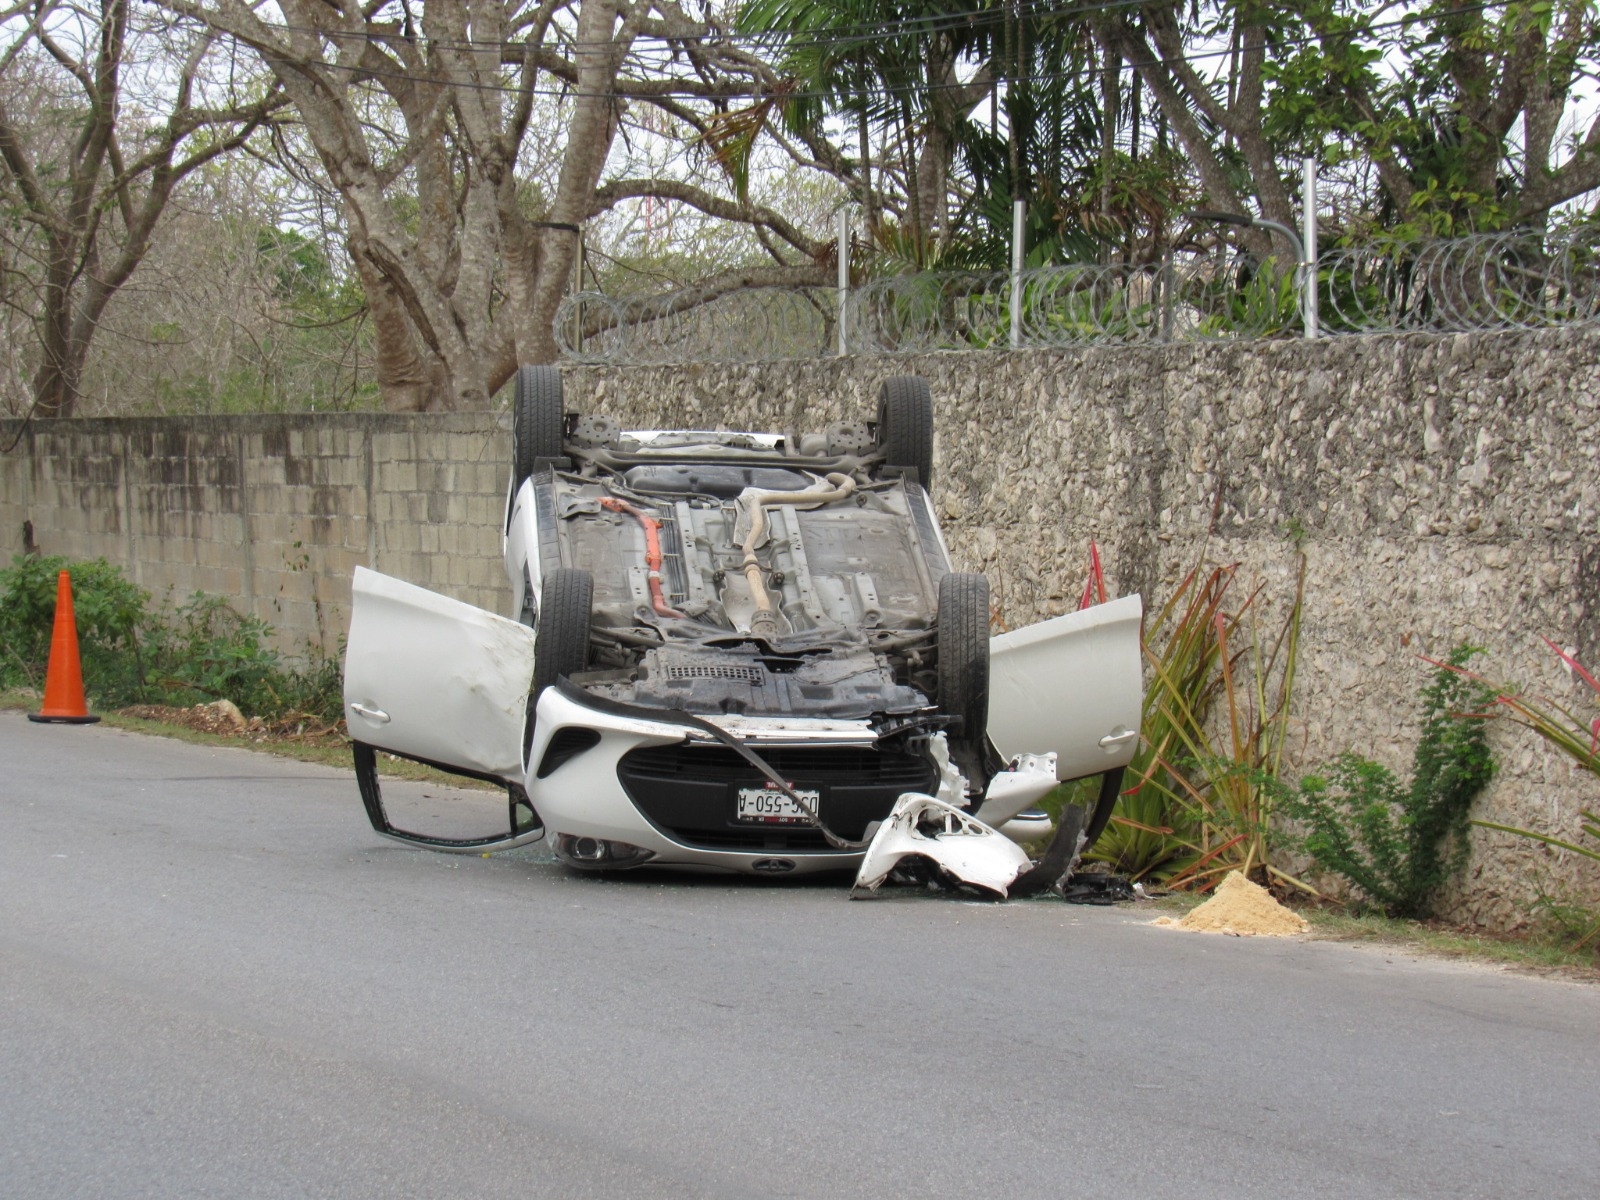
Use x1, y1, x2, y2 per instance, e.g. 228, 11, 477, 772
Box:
1279, 646, 1497, 919
0, 554, 341, 722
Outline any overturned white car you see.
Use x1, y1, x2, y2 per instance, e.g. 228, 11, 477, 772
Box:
343, 368, 1142, 893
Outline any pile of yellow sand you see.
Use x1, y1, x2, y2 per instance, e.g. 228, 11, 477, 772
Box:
1153, 871, 1309, 937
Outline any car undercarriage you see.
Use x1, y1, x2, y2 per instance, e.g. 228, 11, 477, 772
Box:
342, 368, 1144, 897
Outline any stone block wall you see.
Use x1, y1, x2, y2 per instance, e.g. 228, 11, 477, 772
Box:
2, 326, 1597, 928
0, 412, 511, 654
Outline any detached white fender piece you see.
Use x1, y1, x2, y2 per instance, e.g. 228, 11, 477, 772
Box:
973, 752, 1059, 829
852, 794, 1033, 899
852, 753, 1066, 898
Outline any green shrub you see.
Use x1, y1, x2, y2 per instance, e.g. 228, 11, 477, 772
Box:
0, 554, 151, 704
143, 592, 286, 714
1279, 646, 1496, 918
0, 553, 342, 724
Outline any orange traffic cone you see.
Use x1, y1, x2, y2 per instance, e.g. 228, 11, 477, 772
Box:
28, 569, 100, 725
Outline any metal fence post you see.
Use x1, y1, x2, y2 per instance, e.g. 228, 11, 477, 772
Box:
1009, 199, 1025, 349
837, 208, 850, 356
1160, 248, 1174, 343
573, 224, 586, 354
1302, 157, 1319, 339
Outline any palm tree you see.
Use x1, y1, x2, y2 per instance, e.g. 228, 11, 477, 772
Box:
733, 0, 1114, 271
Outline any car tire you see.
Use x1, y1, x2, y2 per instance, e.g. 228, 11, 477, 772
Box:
937, 571, 990, 782
513, 364, 565, 492
525, 567, 593, 763
876, 375, 933, 490
532, 567, 593, 698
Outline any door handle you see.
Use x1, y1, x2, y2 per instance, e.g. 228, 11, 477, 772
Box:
1098, 729, 1137, 748
350, 702, 391, 724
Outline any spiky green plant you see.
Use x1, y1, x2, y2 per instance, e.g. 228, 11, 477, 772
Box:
1084, 555, 1305, 891
1462, 639, 1599, 947
1280, 647, 1496, 919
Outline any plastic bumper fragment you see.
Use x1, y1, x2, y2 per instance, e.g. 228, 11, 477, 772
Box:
851, 793, 1032, 899
973, 752, 1059, 829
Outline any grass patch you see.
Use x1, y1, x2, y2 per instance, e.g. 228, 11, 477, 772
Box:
1131, 880, 1596, 979
1297, 906, 1600, 980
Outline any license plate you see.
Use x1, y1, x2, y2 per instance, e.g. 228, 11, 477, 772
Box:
735, 784, 820, 825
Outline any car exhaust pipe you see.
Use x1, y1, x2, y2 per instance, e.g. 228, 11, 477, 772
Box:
740, 473, 855, 635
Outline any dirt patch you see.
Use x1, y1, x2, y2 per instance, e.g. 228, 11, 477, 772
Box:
116, 703, 344, 745
1154, 871, 1310, 937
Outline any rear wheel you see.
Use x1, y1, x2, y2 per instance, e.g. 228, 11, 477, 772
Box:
937, 571, 990, 790
875, 375, 933, 489
526, 567, 593, 760
513, 364, 566, 493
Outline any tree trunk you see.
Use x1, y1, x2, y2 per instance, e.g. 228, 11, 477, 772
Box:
351, 244, 439, 412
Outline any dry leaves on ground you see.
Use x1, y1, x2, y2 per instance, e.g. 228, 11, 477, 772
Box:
116, 702, 345, 744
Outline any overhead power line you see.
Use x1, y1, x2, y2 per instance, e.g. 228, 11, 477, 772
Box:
258, 0, 1146, 56
216, 0, 1512, 105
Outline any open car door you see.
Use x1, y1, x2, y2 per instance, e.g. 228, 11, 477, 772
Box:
987, 594, 1143, 782
343, 567, 543, 851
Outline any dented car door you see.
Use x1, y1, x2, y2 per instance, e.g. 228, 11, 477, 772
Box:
987, 594, 1143, 781
344, 567, 535, 781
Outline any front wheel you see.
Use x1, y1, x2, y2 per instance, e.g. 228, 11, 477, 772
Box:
525, 567, 593, 760
532, 567, 593, 699
937, 571, 990, 789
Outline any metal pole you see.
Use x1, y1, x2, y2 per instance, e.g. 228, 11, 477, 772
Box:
1302, 156, 1319, 340
573, 225, 585, 354
1160, 247, 1174, 343
1010, 198, 1025, 349
836, 208, 850, 356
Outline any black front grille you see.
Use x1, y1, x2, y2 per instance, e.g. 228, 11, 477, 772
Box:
617, 742, 938, 852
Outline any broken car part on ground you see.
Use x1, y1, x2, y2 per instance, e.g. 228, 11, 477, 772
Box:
343, 368, 1143, 897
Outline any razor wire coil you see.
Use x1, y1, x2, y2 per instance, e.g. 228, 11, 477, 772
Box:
556, 226, 1600, 363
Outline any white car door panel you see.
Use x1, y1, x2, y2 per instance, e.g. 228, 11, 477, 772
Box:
344, 567, 535, 780
988, 594, 1143, 781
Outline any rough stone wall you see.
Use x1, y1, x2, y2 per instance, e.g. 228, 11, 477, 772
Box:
1, 327, 1596, 928
564, 329, 1600, 928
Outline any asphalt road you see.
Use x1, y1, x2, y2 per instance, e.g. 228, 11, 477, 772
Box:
3, 711, 1597, 1199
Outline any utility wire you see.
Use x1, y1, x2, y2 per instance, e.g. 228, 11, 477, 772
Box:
251, 0, 1532, 56
215, 0, 1512, 105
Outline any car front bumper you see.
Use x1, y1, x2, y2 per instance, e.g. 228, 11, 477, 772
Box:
525, 683, 936, 877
